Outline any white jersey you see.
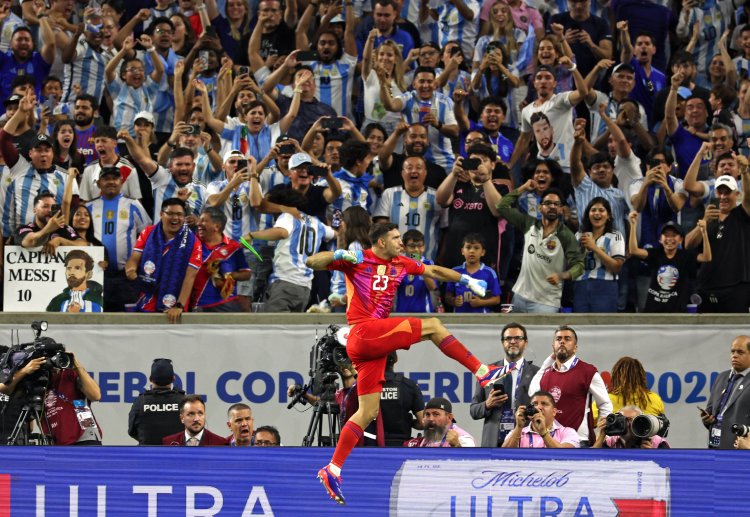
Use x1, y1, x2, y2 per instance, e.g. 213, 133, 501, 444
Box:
62, 39, 110, 104
397, 90, 457, 169
587, 90, 647, 141
521, 92, 576, 161
1, 158, 78, 236
268, 212, 335, 288
373, 186, 444, 262
80, 157, 142, 201
676, 0, 736, 84
86, 194, 151, 271
308, 53, 358, 118
576, 230, 625, 281
436, 0, 480, 59
206, 179, 259, 241
149, 166, 207, 217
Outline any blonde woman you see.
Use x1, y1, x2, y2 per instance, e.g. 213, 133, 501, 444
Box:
474, 2, 526, 72
362, 33, 406, 135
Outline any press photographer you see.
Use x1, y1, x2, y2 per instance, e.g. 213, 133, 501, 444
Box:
592, 407, 670, 449
502, 391, 580, 448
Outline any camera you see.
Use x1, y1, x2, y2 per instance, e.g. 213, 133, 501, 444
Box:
605, 412, 629, 436
308, 325, 350, 396
732, 424, 750, 437
524, 405, 539, 419
631, 414, 670, 439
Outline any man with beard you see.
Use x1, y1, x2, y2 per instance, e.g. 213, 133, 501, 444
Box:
0, 22, 56, 111
192, 207, 250, 312
16, 190, 85, 249
470, 322, 540, 447
354, 0, 416, 60
502, 390, 580, 448
61, 8, 110, 107
46, 250, 104, 312
237, 0, 296, 66
530, 112, 568, 172
73, 94, 99, 165
529, 325, 612, 446
378, 122, 446, 190
665, 71, 711, 180
454, 95, 514, 164
1, 96, 80, 235
163, 395, 229, 446
85, 166, 150, 311
226, 403, 254, 446
497, 185, 584, 313
79, 126, 142, 201
405, 397, 475, 447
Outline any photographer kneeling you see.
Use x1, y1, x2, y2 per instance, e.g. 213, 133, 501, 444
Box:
592, 406, 670, 449
502, 391, 580, 448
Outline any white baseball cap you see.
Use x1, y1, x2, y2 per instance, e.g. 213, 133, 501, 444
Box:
715, 175, 739, 192
223, 149, 244, 163
134, 111, 154, 125
289, 152, 313, 169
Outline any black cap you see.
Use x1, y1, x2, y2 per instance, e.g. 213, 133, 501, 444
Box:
535, 65, 556, 77
659, 221, 684, 237
31, 134, 53, 149
425, 397, 453, 413
98, 166, 121, 179
3, 94, 22, 107
150, 358, 174, 385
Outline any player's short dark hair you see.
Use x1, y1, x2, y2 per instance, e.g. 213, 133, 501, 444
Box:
369, 222, 399, 244
554, 324, 578, 342
11, 26, 32, 39
467, 142, 497, 162
363, 122, 387, 140
541, 187, 566, 205
42, 76, 62, 88
710, 84, 737, 108
634, 31, 655, 46
93, 125, 118, 140
587, 152, 614, 169
179, 394, 205, 413
75, 93, 99, 111
33, 191, 55, 206
501, 322, 527, 341
339, 139, 371, 169
374, 0, 398, 9
479, 96, 507, 115
402, 229, 425, 244
161, 197, 187, 213
715, 151, 735, 165
11, 75, 36, 91
462, 233, 486, 248
531, 390, 556, 407
171, 147, 196, 160
254, 425, 281, 445
201, 206, 227, 232
147, 17, 175, 35
244, 100, 267, 114
65, 249, 94, 272
413, 66, 436, 78
227, 402, 251, 418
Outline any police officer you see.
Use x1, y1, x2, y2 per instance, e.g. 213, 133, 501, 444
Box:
128, 358, 185, 445
370, 352, 425, 446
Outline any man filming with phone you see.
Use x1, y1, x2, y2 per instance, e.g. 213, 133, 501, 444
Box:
16, 191, 86, 252
502, 391, 580, 448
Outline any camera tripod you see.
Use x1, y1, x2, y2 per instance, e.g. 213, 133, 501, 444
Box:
302, 380, 341, 447
6, 399, 53, 445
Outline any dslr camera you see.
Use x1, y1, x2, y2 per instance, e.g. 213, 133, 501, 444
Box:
604, 413, 629, 436
732, 424, 750, 438
524, 405, 539, 419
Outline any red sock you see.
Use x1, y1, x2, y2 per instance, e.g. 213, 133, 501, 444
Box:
331, 420, 363, 469
438, 335, 481, 373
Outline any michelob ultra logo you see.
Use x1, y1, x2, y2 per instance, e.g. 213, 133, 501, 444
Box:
390, 460, 670, 516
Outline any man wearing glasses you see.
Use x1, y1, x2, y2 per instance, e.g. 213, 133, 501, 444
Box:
470, 322, 539, 447
497, 185, 584, 313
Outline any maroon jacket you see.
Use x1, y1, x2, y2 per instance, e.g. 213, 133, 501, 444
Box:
162, 429, 229, 446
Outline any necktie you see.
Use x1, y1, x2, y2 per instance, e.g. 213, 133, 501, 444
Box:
718, 373, 742, 415
503, 362, 517, 408
187, 437, 199, 446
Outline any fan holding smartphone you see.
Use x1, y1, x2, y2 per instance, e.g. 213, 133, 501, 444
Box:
468, 323, 540, 447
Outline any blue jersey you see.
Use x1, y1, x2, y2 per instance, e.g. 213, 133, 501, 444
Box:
0, 52, 51, 113
446, 262, 500, 313
395, 257, 434, 313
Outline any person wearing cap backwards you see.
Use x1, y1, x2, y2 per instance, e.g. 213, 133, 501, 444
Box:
506, 57, 588, 171
84, 165, 151, 311
502, 390, 580, 448
128, 358, 186, 445
79, 125, 142, 202
628, 213, 711, 312
685, 170, 750, 313
0, 92, 80, 237
404, 397, 475, 447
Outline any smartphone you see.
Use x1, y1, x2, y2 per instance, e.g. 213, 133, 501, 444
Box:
238, 65, 250, 76
449, 46, 461, 57
308, 165, 328, 177
707, 196, 717, 209
492, 381, 505, 395
43, 95, 58, 112
331, 209, 342, 230
50, 203, 61, 214
198, 50, 210, 67
279, 143, 295, 155
204, 26, 217, 37
486, 41, 501, 54
187, 124, 202, 135
462, 158, 481, 171
321, 117, 342, 131
296, 50, 319, 62
236, 159, 248, 170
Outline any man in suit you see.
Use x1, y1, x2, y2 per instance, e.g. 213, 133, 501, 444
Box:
703, 335, 750, 449
162, 395, 228, 446
469, 322, 540, 447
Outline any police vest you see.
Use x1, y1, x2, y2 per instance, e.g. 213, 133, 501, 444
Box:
137, 389, 185, 445
379, 373, 415, 445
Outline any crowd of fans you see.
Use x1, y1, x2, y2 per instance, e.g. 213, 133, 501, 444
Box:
1, 0, 750, 315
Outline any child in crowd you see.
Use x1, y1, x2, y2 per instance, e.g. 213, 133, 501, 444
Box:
395, 230, 436, 313
445, 233, 500, 313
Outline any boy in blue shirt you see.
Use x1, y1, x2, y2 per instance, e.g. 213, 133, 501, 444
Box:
394, 229, 436, 313
445, 233, 501, 313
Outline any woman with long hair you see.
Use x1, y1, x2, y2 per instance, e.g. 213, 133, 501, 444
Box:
573, 197, 624, 313
52, 120, 84, 172
607, 357, 665, 416
170, 13, 197, 57
328, 207, 372, 308
470, 42, 522, 127
362, 35, 406, 135
206, 0, 252, 62
474, 2, 522, 71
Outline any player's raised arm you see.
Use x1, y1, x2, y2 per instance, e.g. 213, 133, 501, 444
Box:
423, 265, 487, 297
306, 249, 364, 270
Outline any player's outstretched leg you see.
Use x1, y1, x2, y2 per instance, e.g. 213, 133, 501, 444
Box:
422, 317, 503, 387
318, 392, 380, 504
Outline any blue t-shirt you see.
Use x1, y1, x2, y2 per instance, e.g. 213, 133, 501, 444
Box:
446, 263, 501, 313
395, 257, 434, 313
629, 58, 666, 129
670, 125, 708, 179
460, 121, 514, 162
0, 52, 51, 114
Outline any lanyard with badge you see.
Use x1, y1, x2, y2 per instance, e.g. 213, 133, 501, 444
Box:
710, 373, 742, 448
55, 389, 97, 432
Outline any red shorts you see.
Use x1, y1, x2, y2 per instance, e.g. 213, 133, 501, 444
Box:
346, 317, 423, 396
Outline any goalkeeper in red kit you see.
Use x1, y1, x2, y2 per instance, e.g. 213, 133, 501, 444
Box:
306, 223, 504, 504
